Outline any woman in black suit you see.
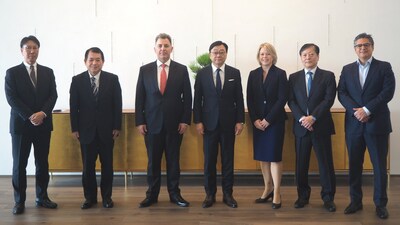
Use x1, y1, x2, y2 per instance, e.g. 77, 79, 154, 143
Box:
246, 43, 288, 209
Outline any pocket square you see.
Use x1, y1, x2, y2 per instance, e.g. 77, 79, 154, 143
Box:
228, 79, 235, 81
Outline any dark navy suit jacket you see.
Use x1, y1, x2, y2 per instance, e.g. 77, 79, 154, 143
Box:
246, 65, 288, 124
288, 67, 336, 137
193, 64, 244, 131
338, 58, 395, 135
5, 63, 57, 134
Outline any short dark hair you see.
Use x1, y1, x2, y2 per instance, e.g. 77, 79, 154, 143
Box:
84, 47, 105, 61
155, 33, 172, 44
20, 35, 40, 48
209, 41, 228, 53
354, 32, 374, 46
299, 43, 320, 55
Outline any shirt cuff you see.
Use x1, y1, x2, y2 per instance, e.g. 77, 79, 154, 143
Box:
362, 107, 371, 116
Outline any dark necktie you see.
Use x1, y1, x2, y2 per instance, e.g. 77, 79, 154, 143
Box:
216, 68, 222, 96
91, 77, 98, 97
307, 71, 313, 97
30, 65, 37, 88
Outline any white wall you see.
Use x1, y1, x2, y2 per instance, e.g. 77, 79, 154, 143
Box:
0, 0, 399, 175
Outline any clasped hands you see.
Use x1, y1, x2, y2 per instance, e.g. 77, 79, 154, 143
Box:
29, 111, 46, 126
353, 107, 369, 123
300, 115, 315, 131
254, 119, 269, 131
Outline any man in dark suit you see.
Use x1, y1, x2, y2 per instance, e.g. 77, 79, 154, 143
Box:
288, 43, 336, 212
338, 33, 395, 219
5, 35, 58, 215
193, 41, 245, 208
69, 47, 122, 209
135, 33, 192, 208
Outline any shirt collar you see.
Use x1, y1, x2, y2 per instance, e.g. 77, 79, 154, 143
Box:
88, 71, 101, 79
357, 57, 373, 67
212, 63, 226, 73
303, 67, 317, 75
23, 61, 37, 69
157, 59, 171, 67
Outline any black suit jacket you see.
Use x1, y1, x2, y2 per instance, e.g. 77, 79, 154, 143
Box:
338, 58, 395, 135
5, 63, 58, 134
135, 60, 192, 134
193, 64, 245, 131
69, 71, 122, 144
288, 67, 336, 137
246, 65, 288, 124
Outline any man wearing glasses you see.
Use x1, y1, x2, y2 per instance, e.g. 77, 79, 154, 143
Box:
193, 41, 245, 208
338, 33, 395, 219
5, 35, 58, 215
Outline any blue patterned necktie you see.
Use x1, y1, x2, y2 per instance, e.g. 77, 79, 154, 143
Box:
216, 68, 222, 96
307, 71, 313, 96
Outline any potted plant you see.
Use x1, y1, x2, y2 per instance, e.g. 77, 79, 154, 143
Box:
188, 52, 211, 79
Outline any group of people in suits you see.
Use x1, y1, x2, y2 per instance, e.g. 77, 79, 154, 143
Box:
5, 33, 394, 220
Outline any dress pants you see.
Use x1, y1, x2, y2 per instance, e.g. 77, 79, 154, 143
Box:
80, 132, 114, 201
203, 125, 235, 196
295, 133, 336, 202
144, 126, 183, 198
346, 132, 388, 207
12, 132, 51, 203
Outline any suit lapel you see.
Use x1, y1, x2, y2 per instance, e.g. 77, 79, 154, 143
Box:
151, 61, 160, 95
362, 58, 376, 92
350, 62, 363, 91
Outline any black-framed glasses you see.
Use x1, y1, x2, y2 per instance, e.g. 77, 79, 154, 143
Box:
354, 43, 372, 48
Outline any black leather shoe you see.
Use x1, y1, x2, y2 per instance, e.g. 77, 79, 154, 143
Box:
81, 199, 97, 209
103, 198, 114, 208
170, 195, 189, 207
223, 195, 238, 208
139, 197, 158, 208
294, 198, 309, 208
12, 202, 25, 215
323, 201, 336, 212
272, 202, 281, 209
376, 206, 389, 219
202, 195, 216, 208
35, 197, 58, 209
255, 191, 274, 203
344, 202, 363, 214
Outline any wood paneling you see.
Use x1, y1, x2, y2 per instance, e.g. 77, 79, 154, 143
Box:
48, 110, 374, 173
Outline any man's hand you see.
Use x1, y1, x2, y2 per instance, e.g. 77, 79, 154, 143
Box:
72, 131, 80, 140
353, 108, 369, 123
195, 123, 204, 135
300, 116, 315, 131
178, 123, 188, 134
235, 123, 244, 135
29, 111, 46, 126
137, 124, 147, 135
112, 130, 120, 139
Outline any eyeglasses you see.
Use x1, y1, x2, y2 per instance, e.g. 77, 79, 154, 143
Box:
23, 46, 39, 51
211, 50, 226, 55
354, 43, 372, 48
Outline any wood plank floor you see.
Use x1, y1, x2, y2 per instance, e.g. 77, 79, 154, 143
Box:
0, 174, 399, 225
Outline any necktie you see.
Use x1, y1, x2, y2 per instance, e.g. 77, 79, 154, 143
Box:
160, 64, 167, 94
30, 65, 37, 88
91, 77, 98, 97
307, 71, 313, 97
216, 68, 222, 96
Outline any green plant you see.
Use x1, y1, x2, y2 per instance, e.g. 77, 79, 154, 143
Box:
188, 52, 211, 78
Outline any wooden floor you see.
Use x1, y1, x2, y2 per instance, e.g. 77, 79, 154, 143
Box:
0, 174, 399, 225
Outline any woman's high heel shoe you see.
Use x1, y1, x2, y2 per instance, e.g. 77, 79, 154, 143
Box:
255, 191, 274, 203
272, 195, 282, 209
